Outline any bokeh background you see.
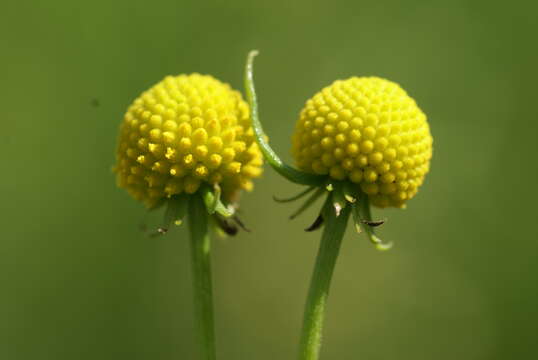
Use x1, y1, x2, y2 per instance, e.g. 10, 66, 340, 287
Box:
3, 0, 538, 359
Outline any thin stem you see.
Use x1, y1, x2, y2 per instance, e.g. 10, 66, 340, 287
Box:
298, 198, 351, 360
244, 50, 326, 186
188, 194, 216, 360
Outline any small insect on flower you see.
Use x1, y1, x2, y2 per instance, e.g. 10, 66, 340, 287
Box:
114, 73, 263, 233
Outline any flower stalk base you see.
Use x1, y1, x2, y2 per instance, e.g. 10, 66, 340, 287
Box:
298, 196, 351, 360
188, 194, 216, 360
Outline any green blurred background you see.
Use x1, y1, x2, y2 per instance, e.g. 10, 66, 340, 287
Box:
2, 0, 537, 359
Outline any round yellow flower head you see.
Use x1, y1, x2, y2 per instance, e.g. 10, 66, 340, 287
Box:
291, 77, 433, 208
115, 74, 263, 208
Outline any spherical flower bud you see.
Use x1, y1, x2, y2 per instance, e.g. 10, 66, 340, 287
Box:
115, 74, 263, 208
291, 77, 433, 208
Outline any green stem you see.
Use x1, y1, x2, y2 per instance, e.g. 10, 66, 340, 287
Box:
298, 200, 351, 360
188, 194, 216, 360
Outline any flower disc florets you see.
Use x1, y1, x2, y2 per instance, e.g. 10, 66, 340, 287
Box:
115, 74, 263, 208
292, 77, 433, 208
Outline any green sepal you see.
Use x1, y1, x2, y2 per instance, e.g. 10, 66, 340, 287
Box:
342, 181, 358, 204
354, 194, 393, 251
304, 214, 324, 232
331, 184, 347, 217
157, 194, 188, 235
289, 187, 326, 220
320, 192, 335, 219
351, 204, 362, 234
273, 186, 316, 203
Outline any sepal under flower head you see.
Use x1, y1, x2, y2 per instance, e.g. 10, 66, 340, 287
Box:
146, 183, 249, 238
276, 180, 393, 250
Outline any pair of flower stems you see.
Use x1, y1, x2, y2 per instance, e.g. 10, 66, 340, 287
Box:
172, 51, 389, 360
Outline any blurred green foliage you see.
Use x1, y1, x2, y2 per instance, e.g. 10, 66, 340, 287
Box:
2, 0, 537, 359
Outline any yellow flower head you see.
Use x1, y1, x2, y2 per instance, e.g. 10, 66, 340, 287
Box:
291, 77, 433, 208
115, 74, 263, 208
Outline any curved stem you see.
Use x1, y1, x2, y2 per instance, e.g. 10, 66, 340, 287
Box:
188, 194, 216, 360
244, 50, 326, 187
298, 198, 351, 360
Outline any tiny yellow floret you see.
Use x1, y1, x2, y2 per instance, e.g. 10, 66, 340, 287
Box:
115, 74, 263, 207
292, 77, 433, 208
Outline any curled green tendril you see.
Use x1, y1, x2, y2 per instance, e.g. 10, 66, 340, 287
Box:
245, 51, 326, 187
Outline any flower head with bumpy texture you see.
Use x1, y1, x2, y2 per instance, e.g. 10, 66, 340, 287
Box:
246, 50, 434, 249
291, 77, 433, 208
115, 74, 263, 208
